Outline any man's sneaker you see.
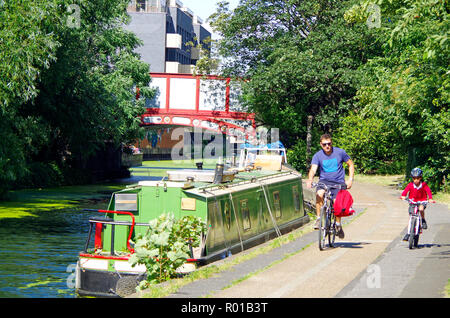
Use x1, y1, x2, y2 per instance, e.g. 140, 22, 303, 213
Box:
403, 234, 410, 241
314, 218, 321, 230
422, 219, 428, 230
336, 225, 345, 239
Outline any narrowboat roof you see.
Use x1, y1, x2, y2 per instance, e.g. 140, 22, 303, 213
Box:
182, 170, 302, 199
134, 170, 301, 198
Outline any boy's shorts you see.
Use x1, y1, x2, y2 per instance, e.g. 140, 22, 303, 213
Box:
316, 180, 344, 200
408, 202, 427, 215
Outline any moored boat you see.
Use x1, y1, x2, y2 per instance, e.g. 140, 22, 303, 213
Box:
75, 150, 310, 297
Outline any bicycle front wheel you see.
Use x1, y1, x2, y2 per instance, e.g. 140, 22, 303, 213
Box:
414, 233, 419, 248
328, 212, 336, 247
409, 218, 416, 249
318, 206, 328, 250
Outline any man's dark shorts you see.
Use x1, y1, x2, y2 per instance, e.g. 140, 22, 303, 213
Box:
316, 180, 345, 200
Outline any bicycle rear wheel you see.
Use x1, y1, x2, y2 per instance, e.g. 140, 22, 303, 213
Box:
318, 205, 328, 251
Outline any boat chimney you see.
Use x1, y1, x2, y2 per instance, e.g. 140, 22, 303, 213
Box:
231, 154, 236, 167
213, 163, 224, 184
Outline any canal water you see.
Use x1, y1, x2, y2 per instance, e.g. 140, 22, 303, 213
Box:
0, 176, 161, 298
0, 208, 98, 298
0, 161, 207, 298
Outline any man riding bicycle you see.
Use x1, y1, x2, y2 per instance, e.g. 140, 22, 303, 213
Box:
306, 134, 355, 239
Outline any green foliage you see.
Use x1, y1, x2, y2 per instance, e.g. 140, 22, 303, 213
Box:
287, 140, 309, 173
0, 0, 61, 196
287, 128, 322, 173
0, 0, 154, 195
0, 0, 61, 109
129, 214, 206, 288
333, 111, 405, 174
346, 0, 449, 190
210, 0, 448, 192
209, 0, 383, 154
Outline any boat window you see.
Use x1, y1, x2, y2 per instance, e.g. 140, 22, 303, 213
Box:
223, 201, 231, 230
240, 199, 251, 231
273, 191, 281, 218
115, 193, 137, 211
292, 186, 300, 212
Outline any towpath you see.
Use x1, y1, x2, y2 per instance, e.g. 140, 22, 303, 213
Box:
163, 180, 450, 298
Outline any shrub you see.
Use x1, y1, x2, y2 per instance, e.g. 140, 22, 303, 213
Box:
129, 213, 206, 289
334, 112, 405, 175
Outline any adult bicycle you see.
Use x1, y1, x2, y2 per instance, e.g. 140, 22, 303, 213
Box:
312, 182, 347, 251
402, 198, 426, 249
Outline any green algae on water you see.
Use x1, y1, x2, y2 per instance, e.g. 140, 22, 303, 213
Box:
0, 183, 127, 220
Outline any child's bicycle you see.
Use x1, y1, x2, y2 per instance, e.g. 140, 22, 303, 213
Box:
402, 198, 427, 249
312, 182, 347, 251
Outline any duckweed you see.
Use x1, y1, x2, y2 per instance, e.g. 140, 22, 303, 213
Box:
0, 183, 127, 220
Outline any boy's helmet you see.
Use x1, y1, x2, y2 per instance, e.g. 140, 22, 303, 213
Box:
411, 167, 423, 177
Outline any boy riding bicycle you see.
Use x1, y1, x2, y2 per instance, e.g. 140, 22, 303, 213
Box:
401, 168, 435, 241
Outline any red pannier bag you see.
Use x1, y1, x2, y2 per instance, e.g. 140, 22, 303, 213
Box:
333, 190, 355, 217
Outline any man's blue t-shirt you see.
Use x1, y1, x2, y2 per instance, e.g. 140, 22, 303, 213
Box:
311, 147, 350, 183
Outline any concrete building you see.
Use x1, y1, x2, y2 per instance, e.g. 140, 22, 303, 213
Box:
125, 0, 212, 73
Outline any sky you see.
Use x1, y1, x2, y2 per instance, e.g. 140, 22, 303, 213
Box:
180, 0, 240, 35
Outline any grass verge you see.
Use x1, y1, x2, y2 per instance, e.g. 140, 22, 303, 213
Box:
133, 223, 316, 298
445, 279, 450, 298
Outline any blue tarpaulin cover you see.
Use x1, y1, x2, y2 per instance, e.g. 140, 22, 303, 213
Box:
239, 141, 285, 149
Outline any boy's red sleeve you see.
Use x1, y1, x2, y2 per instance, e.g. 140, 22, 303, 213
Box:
423, 182, 433, 199
401, 183, 411, 197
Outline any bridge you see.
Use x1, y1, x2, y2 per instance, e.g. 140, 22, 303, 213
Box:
140, 73, 256, 141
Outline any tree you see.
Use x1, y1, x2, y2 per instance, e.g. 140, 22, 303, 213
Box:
209, 0, 383, 167
0, 0, 154, 195
0, 0, 62, 195
345, 0, 449, 190
29, 0, 153, 164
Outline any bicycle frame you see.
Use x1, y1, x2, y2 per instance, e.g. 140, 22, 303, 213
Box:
312, 182, 346, 250
404, 198, 425, 249
407, 204, 422, 236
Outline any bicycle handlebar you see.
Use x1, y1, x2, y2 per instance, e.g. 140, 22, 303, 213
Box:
400, 198, 431, 205
311, 182, 347, 190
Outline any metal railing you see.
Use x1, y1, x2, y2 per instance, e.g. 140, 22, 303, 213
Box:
83, 209, 142, 255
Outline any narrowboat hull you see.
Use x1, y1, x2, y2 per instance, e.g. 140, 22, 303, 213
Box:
76, 168, 310, 297
76, 261, 147, 297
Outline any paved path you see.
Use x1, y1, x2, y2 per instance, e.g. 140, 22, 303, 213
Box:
165, 181, 450, 298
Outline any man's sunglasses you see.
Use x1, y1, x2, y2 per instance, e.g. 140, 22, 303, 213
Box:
321, 142, 332, 147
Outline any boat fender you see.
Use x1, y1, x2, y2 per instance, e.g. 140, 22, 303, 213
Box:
94, 223, 103, 250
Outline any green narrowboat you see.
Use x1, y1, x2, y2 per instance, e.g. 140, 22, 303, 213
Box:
75, 155, 309, 297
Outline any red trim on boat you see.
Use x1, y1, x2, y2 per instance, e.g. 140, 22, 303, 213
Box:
78, 253, 130, 261
97, 209, 135, 254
